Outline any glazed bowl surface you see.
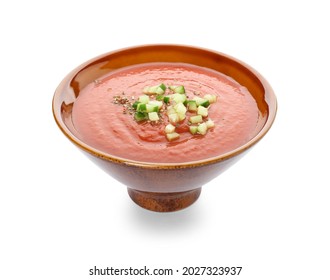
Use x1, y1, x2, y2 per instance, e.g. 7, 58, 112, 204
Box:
52, 44, 277, 212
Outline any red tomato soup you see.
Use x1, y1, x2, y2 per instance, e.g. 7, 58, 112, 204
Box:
72, 62, 260, 163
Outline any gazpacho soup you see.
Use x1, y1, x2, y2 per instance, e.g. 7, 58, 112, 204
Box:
72, 62, 260, 163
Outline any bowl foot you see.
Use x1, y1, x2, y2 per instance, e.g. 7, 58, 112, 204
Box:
127, 188, 202, 212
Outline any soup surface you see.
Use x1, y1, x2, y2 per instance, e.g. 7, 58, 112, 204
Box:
72, 62, 260, 163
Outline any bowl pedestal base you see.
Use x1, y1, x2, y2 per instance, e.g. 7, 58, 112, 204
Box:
127, 188, 202, 212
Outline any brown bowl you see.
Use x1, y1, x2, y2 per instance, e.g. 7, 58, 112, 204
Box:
52, 44, 277, 212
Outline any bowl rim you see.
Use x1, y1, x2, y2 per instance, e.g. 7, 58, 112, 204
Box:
52, 44, 277, 169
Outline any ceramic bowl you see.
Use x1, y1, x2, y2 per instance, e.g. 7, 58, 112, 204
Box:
52, 44, 277, 212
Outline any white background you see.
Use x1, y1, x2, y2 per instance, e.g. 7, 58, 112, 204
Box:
1, 1, 329, 279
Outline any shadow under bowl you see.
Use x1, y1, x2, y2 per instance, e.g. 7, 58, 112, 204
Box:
52, 44, 277, 212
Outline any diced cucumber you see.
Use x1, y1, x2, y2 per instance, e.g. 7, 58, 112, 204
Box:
193, 97, 210, 107
199, 99, 210, 108
132, 101, 140, 110
193, 96, 206, 105
156, 95, 164, 101
166, 132, 180, 141
155, 87, 165, 95
159, 83, 166, 91
143, 84, 166, 95
139, 95, 150, 104
165, 123, 176, 133
169, 85, 185, 94
174, 102, 187, 115
189, 125, 198, 135
163, 96, 170, 104
148, 112, 159, 121
146, 104, 159, 113
137, 103, 147, 112
206, 119, 215, 128
197, 105, 208, 117
197, 123, 208, 135
148, 86, 158, 93
175, 85, 185, 94
178, 112, 186, 121
189, 115, 203, 124
204, 94, 217, 103
155, 95, 167, 104
187, 100, 197, 112
172, 93, 187, 104
134, 112, 148, 122
166, 106, 176, 116
168, 113, 179, 124
149, 100, 163, 109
